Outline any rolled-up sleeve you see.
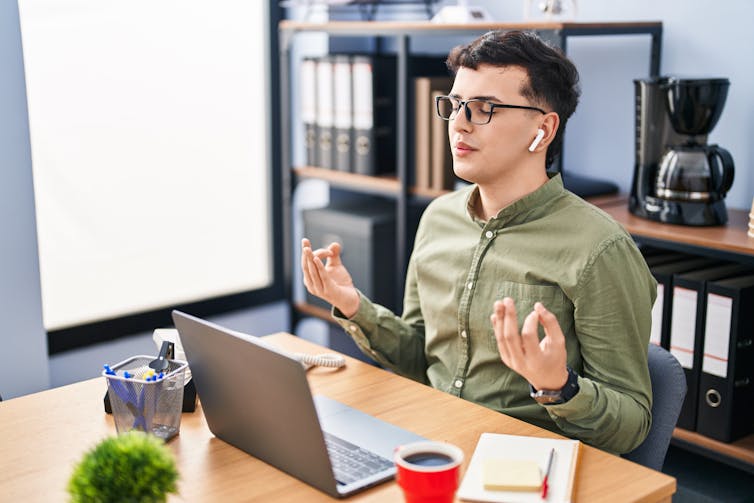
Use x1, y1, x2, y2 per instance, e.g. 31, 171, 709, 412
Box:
544, 235, 656, 454
332, 255, 428, 383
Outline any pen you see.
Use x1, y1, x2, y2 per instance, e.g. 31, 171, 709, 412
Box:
541, 448, 555, 500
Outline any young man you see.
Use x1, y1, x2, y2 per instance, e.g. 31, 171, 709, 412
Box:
301, 30, 656, 454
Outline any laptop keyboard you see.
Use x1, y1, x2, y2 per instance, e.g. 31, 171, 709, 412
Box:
324, 432, 394, 485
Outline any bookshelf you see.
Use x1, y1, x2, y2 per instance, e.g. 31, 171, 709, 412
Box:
279, 19, 663, 312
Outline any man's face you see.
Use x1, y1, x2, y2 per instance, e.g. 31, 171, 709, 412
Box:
448, 64, 543, 186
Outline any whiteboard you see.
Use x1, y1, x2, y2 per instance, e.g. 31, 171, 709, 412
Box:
18, 0, 273, 330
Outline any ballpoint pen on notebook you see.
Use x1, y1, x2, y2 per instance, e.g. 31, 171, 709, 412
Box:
541, 448, 555, 500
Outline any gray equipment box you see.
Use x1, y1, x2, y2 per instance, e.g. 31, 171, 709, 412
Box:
303, 203, 397, 312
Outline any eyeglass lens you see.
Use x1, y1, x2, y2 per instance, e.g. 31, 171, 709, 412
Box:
437, 97, 492, 125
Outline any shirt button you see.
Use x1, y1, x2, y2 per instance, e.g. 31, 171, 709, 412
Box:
461, 330, 467, 338
454, 379, 463, 388
485, 230, 494, 239
349, 325, 357, 332
467, 282, 473, 290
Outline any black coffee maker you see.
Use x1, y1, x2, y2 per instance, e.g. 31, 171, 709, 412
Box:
630, 77, 734, 226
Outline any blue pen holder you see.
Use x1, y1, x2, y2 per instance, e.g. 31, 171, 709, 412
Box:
103, 355, 188, 441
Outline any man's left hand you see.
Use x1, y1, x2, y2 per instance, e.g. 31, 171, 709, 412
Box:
491, 298, 568, 391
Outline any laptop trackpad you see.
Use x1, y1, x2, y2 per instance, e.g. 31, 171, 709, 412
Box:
313, 395, 425, 459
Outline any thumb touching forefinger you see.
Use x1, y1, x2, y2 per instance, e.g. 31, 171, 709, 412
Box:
534, 302, 564, 341
328, 242, 344, 265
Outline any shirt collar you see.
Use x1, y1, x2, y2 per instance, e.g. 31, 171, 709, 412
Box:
465, 173, 566, 229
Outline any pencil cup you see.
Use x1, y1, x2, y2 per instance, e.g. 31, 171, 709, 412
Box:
103, 355, 188, 441
394, 441, 464, 503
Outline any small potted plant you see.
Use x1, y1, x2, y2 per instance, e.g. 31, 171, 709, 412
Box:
68, 431, 179, 502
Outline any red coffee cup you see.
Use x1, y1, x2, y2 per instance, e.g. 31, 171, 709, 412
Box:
394, 441, 464, 503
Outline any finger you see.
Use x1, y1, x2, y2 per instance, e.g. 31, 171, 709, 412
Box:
534, 302, 565, 344
302, 249, 320, 294
301, 238, 319, 281
312, 248, 333, 262
311, 254, 328, 292
501, 298, 524, 366
502, 298, 519, 337
328, 242, 343, 267
301, 247, 312, 287
305, 249, 325, 293
520, 309, 541, 356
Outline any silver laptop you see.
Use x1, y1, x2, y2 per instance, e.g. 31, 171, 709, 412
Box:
172, 310, 425, 498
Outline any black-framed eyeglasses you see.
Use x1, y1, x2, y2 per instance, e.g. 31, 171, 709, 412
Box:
435, 95, 546, 125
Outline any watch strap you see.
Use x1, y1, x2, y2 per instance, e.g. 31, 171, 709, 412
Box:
529, 367, 580, 405
559, 366, 580, 403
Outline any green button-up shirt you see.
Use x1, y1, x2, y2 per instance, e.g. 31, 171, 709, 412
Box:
333, 175, 656, 454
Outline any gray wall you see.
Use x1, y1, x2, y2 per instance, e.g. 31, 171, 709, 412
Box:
0, 0, 49, 399
478, 0, 754, 210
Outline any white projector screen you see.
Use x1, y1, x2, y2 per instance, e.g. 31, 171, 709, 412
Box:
18, 0, 273, 331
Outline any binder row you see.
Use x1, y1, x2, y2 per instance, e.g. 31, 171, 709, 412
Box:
413, 76, 455, 191
301, 55, 396, 176
642, 247, 754, 442
300, 54, 456, 189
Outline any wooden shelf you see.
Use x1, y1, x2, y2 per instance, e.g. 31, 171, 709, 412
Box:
585, 192, 631, 208
672, 428, 754, 473
280, 20, 663, 36
410, 185, 451, 200
294, 166, 400, 195
293, 166, 452, 199
294, 301, 332, 322
596, 199, 754, 258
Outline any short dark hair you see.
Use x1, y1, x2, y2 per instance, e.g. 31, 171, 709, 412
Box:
446, 30, 580, 167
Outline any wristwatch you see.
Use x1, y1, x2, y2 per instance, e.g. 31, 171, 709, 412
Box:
529, 367, 580, 405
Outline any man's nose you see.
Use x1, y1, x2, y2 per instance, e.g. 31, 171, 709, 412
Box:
451, 103, 473, 132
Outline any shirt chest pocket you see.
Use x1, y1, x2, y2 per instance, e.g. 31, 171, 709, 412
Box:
488, 282, 570, 352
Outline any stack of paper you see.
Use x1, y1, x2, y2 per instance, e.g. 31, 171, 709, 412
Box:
457, 433, 580, 503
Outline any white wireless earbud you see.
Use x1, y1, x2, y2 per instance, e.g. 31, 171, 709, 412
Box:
528, 129, 545, 152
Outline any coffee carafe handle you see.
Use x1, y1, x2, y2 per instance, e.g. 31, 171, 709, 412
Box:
708, 145, 735, 197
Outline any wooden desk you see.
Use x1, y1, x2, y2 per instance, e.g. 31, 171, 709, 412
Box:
0, 333, 675, 502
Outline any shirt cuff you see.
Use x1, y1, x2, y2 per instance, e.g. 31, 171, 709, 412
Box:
330, 291, 380, 357
332, 291, 376, 327
541, 376, 596, 420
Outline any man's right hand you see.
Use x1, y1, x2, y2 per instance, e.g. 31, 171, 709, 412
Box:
301, 238, 360, 318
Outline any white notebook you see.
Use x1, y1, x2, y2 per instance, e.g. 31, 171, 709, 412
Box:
458, 433, 580, 503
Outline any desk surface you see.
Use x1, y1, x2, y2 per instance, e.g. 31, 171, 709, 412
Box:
0, 333, 675, 502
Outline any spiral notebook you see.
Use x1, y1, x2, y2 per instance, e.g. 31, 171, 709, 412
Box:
458, 433, 581, 503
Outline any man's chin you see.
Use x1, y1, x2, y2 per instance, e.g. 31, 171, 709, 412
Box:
452, 164, 478, 184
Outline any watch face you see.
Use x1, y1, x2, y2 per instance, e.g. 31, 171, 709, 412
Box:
529, 368, 579, 405
531, 391, 564, 405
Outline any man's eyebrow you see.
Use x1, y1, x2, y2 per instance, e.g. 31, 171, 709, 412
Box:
448, 93, 502, 102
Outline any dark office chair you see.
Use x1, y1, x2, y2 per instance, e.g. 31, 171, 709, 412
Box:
624, 344, 687, 471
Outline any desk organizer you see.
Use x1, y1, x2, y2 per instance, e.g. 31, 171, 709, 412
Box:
103, 356, 188, 441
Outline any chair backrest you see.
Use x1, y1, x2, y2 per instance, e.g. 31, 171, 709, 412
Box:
624, 344, 687, 471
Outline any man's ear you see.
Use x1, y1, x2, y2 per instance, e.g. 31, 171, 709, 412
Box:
528, 129, 545, 152
530, 112, 560, 153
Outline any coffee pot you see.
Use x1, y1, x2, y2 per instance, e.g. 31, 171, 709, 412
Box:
655, 144, 734, 202
630, 76, 734, 226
